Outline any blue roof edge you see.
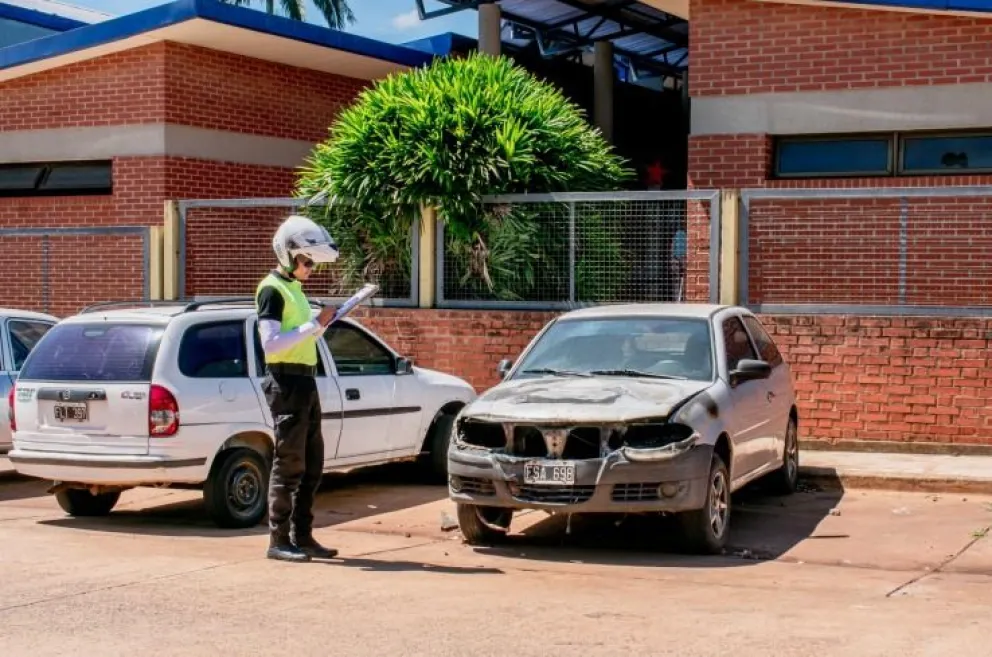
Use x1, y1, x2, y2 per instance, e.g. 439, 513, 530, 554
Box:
0, 1, 90, 32
814, 0, 992, 12
1, 0, 435, 72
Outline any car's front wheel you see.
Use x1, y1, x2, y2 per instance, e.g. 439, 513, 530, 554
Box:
768, 416, 800, 495
678, 454, 731, 554
203, 448, 269, 529
55, 488, 121, 517
456, 503, 512, 545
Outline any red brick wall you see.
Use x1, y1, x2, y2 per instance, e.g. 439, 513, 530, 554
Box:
689, 0, 992, 96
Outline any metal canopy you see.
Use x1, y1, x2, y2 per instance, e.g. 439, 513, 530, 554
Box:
415, 0, 688, 81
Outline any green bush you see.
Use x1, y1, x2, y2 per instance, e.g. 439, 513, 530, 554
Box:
296, 53, 633, 300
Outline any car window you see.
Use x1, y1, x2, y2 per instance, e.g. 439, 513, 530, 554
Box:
325, 324, 394, 376
722, 316, 758, 372
179, 321, 248, 378
18, 323, 164, 382
251, 321, 326, 377
512, 317, 714, 381
741, 316, 783, 367
7, 319, 54, 371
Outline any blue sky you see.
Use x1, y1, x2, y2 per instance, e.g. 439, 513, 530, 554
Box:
63, 0, 478, 42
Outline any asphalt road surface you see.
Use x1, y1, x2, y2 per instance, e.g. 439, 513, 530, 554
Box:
1, 464, 991, 656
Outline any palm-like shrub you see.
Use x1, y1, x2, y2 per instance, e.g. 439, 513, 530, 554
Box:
296, 53, 632, 301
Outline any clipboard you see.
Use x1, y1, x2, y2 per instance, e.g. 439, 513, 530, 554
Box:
327, 283, 380, 324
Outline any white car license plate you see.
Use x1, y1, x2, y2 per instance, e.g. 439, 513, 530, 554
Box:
54, 402, 88, 423
523, 461, 575, 486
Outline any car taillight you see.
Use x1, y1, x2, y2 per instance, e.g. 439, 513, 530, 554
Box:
7, 385, 15, 433
149, 384, 179, 437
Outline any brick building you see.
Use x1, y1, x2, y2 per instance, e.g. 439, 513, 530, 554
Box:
3, 0, 992, 450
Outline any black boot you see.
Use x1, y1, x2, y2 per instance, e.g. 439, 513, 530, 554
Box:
267, 532, 311, 563
293, 533, 338, 560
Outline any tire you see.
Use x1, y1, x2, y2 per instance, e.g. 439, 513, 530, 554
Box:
203, 448, 269, 529
429, 413, 457, 479
768, 416, 799, 496
678, 454, 731, 555
456, 503, 512, 545
55, 488, 121, 517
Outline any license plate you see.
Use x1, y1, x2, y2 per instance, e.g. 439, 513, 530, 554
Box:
54, 402, 88, 423
523, 461, 575, 486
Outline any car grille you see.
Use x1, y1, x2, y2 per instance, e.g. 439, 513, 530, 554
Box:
612, 482, 662, 503
455, 477, 496, 496
511, 426, 604, 459
513, 485, 596, 504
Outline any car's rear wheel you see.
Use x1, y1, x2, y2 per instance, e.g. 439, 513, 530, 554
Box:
678, 454, 731, 555
204, 448, 269, 529
456, 503, 512, 545
55, 488, 121, 517
768, 416, 799, 495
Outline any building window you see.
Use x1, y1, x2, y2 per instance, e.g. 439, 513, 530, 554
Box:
0, 161, 112, 197
773, 136, 893, 178
900, 133, 992, 174
772, 131, 992, 178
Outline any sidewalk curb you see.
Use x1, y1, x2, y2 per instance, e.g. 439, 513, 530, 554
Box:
799, 464, 992, 495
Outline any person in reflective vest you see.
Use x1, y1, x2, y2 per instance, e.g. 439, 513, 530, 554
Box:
255, 214, 339, 563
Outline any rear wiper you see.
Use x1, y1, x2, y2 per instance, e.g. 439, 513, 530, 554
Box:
520, 368, 591, 377
589, 369, 687, 380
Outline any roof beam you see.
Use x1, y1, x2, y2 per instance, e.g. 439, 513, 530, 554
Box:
551, 0, 687, 46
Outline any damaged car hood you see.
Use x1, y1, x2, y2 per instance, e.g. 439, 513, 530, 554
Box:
462, 376, 713, 425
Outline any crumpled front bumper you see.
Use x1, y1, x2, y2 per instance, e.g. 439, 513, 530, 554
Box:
447, 441, 713, 513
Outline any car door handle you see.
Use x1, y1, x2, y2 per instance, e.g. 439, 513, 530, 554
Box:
346, 388, 360, 401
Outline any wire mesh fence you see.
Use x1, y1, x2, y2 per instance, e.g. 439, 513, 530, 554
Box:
437, 191, 719, 309
740, 187, 992, 314
178, 198, 418, 305
0, 227, 150, 317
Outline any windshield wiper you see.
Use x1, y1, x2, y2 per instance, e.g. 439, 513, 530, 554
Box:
589, 369, 687, 380
520, 368, 591, 377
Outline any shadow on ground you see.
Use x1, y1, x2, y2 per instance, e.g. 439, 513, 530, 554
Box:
0, 478, 51, 503
471, 474, 846, 568
38, 461, 448, 538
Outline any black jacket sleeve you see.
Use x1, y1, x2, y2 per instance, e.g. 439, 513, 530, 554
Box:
256, 286, 284, 322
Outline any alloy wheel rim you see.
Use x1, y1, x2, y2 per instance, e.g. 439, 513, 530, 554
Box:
709, 470, 729, 538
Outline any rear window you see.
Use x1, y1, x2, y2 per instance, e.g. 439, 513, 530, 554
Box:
19, 323, 165, 382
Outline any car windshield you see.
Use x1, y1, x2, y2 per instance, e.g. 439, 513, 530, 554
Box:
18, 323, 165, 382
514, 317, 714, 381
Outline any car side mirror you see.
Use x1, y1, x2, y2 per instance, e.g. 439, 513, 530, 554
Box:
395, 357, 414, 376
497, 358, 514, 380
730, 358, 771, 386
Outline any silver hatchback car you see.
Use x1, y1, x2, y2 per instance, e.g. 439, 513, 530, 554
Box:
447, 304, 799, 554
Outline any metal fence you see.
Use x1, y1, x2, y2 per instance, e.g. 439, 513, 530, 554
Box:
177, 198, 419, 306
740, 186, 992, 316
0, 226, 151, 316
436, 190, 721, 309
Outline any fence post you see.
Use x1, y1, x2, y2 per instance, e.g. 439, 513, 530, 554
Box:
149, 225, 164, 301
163, 201, 180, 300
719, 189, 740, 305
418, 205, 437, 308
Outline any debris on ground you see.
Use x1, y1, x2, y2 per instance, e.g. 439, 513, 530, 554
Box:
440, 511, 459, 532
893, 507, 911, 516
829, 508, 842, 516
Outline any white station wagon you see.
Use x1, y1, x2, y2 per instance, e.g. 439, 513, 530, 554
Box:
8, 300, 475, 527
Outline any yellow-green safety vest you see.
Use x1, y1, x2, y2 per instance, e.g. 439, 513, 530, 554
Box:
255, 272, 318, 367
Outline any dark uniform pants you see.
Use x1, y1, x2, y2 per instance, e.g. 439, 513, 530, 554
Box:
262, 371, 324, 542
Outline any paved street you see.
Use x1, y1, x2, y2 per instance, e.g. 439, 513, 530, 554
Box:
2, 465, 992, 656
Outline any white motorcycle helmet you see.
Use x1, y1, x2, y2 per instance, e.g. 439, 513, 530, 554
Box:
272, 214, 339, 271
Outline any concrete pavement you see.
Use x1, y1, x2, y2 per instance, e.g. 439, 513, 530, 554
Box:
2, 465, 992, 655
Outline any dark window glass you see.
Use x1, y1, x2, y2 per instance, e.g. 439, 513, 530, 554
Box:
0, 161, 111, 196
325, 325, 394, 376
741, 316, 783, 368
0, 165, 44, 191
722, 317, 758, 372
19, 323, 164, 382
40, 163, 112, 191
901, 134, 992, 172
7, 320, 54, 371
775, 138, 891, 177
179, 321, 248, 378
